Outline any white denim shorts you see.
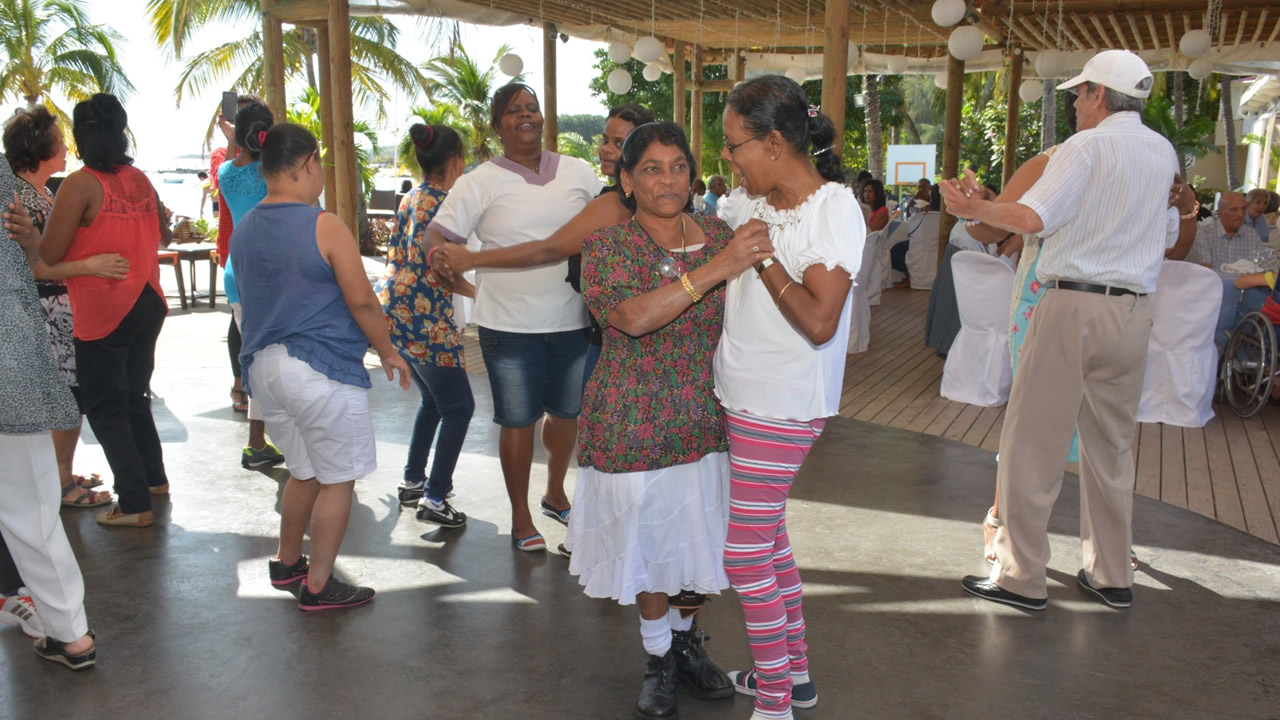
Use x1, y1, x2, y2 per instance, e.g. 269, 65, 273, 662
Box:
246, 344, 376, 484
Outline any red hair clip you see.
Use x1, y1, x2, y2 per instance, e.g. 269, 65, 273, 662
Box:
257, 130, 268, 146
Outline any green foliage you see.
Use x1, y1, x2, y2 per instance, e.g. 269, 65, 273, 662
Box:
1142, 94, 1218, 163
396, 102, 473, 176
0, 0, 135, 139
422, 41, 520, 163
287, 87, 379, 199
558, 113, 604, 142
556, 132, 597, 169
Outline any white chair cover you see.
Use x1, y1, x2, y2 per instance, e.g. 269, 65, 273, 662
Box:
847, 230, 882, 354
941, 251, 1016, 406
905, 212, 941, 290
1136, 261, 1222, 427
868, 230, 889, 305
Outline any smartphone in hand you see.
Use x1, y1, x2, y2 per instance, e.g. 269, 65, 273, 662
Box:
221, 91, 238, 122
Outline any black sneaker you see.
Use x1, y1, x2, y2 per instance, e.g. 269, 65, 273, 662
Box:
297, 578, 375, 612
268, 555, 309, 587
1076, 570, 1132, 608
397, 481, 425, 506
416, 498, 467, 528
33, 630, 95, 671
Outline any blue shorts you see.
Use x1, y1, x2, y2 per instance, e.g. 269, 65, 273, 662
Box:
478, 327, 590, 427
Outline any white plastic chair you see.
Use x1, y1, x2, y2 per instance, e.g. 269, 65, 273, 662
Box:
847, 230, 882, 354
1136, 261, 1222, 427
904, 212, 941, 290
940, 252, 1016, 406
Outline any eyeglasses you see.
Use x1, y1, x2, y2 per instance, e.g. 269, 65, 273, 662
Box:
723, 134, 764, 154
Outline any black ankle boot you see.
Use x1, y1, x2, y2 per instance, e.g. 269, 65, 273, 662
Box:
671, 617, 733, 699
633, 650, 678, 720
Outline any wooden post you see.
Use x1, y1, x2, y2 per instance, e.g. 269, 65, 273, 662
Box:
261, 0, 287, 121
673, 41, 687, 131
939, 54, 965, 265
691, 47, 703, 172
327, 0, 357, 234
543, 22, 558, 151
821, 0, 850, 158
1260, 113, 1275, 191
316, 22, 336, 213
731, 52, 746, 188
1002, 46, 1024, 189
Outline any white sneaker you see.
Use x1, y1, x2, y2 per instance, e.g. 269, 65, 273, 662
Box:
0, 592, 46, 639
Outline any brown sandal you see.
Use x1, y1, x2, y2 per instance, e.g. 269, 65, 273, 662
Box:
60, 484, 113, 508
73, 473, 104, 489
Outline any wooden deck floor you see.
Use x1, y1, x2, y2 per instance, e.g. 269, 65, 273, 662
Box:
840, 288, 1280, 546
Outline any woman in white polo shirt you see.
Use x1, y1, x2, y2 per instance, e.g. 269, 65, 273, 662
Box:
426, 83, 601, 552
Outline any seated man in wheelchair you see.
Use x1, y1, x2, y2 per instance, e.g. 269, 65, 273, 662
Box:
1229, 269, 1280, 402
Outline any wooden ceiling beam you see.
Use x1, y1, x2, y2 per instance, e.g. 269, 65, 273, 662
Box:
1072, 14, 1097, 50
1145, 13, 1162, 50
1126, 14, 1145, 51
1089, 14, 1114, 48
1268, 14, 1280, 45
1108, 13, 1131, 50
1164, 14, 1176, 51
1234, 10, 1247, 47
1250, 10, 1268, 45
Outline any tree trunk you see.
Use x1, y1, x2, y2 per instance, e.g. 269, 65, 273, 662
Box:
866, 74, 884, 180
1220, 74, 1240, 189
1173, 72, 1186, 172
1041, 80, 1056, 151
303, 28, 318, 91
901, 104, 923, 144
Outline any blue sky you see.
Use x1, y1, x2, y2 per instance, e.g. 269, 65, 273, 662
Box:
75, 1, 609, 168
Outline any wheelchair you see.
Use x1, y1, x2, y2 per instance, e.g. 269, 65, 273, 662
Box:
1220, 311, 1278, 418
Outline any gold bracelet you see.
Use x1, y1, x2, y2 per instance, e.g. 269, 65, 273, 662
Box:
680, 272, 703, 302
776, 280, 796, 303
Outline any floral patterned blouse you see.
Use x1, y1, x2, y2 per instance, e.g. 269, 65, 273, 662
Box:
375, 181, 464, 368
578, 213, 732, 473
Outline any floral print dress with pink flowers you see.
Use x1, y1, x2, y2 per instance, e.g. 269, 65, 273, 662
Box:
578, 214, 732, 474
375, 182, 464, 369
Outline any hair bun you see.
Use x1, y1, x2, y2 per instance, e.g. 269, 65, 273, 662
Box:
409, 123, 435, 149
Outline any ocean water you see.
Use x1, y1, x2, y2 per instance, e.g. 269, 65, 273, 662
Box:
139, 154, 211, 223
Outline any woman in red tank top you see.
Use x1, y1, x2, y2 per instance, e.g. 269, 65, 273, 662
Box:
39, 94, 174, 528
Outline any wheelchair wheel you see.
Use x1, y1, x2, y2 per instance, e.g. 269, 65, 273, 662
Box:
1223, 312, 1277, 419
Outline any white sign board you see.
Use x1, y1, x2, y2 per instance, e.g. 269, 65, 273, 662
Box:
885, 144, 937, 186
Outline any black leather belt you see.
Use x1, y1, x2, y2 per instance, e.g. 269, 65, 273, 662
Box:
1047, 280, 1146, 298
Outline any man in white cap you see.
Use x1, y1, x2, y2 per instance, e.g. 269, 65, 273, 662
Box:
939, 50, 1182, 611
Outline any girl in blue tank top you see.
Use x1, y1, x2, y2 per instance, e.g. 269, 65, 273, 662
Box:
230, 123, 410, 611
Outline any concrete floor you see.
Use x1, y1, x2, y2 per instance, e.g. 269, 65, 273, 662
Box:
2, 305, 1279, 720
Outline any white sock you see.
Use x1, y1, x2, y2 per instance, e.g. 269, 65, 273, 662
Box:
668, 608, 693, 632
791, 671, 811, 685
640, 615, 672, 656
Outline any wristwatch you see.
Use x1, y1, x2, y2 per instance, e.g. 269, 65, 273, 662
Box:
756, 258, 776, 274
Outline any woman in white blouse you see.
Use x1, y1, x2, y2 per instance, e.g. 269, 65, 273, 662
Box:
425, 83, 601, 552
713, 75, 864, 720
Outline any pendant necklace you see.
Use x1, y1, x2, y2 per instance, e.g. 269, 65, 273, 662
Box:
642, 214, 687, 279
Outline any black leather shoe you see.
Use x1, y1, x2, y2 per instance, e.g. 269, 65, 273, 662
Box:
1076, 570, 1132, 608
634, 651, 678, 720
671, 617, 733, 700
961, 575, 1047, 611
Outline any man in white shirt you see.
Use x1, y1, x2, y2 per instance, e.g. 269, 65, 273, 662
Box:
940, 50, 1179, 612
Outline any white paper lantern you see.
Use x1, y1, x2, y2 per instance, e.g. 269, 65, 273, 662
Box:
1180, 29, 1211, 59
931, 0, 966, 28
886, 55, 909, 74
948, 26, 985, 61
1188, 57, 1213, 80
785, 66, 807, 84
607, 67, 633, 94
1034, 49, 1064, 79
1018, 79, 1044, 103
498, 53, 523, 76
847, 41, 861, 69
642, 62, 663, 82
608, 41, 632, 64
634, 36, 663, 63
934, 72, 949, 90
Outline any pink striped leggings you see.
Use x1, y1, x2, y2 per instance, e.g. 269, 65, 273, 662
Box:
724, 408, 826, 718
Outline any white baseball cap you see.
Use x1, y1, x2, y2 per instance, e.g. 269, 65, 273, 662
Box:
1056, 49, 1153, 98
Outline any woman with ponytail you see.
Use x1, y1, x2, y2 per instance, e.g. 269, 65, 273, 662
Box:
231, 123, 411, 610
219, 101, 285, 472
374, 124, 474, 527
713, 75, 864, 720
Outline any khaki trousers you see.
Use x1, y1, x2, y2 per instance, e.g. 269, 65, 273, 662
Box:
992, 288, 1153, 599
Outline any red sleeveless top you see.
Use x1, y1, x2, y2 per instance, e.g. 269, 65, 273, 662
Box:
63, 166, 165, 340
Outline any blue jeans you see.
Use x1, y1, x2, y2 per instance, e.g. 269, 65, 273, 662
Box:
403, 361, 475, 502
1215, 274, 1269, 350
581, 342, 602, 394
477, 327, 589, 427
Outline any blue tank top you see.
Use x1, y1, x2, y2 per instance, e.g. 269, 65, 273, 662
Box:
219, 159, 267, 304
231, 202, 370, 393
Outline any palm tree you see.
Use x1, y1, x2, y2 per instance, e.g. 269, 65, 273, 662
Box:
146, 0, 429, 134
0, 0, 134, 130
865, 73, 883, 180
1219, 74, 1240, 189
395, 102, 474, 175
288, 87, 379, 198
422, 42, 522, 164
1141, 94, 1217, 173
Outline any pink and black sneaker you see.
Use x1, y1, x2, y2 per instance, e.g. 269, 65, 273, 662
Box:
298, 578, 374, 612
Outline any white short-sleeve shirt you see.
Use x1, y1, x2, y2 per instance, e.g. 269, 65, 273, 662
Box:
429, 151, 602, 333
714, 182, 865, 421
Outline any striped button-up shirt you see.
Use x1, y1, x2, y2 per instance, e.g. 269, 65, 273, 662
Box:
1019, 112, 1179, 293
1186, 217, 1263, 268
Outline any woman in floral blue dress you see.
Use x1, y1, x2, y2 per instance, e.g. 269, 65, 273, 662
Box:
375, 124, 474, 528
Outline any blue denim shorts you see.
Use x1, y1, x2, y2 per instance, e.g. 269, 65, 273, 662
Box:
478, 327, 590, 427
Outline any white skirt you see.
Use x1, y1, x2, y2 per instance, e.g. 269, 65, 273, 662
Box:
567, 452, 731, 604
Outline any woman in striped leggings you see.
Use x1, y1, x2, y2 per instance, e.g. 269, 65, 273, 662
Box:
713, 76, 865, 720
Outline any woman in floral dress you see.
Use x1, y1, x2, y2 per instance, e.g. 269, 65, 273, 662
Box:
375, 123, 474, 528
568, 122, 772, 720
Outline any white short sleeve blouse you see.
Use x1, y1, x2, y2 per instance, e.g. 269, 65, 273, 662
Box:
428, 151, 602, 333
714, 182, 865, 421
